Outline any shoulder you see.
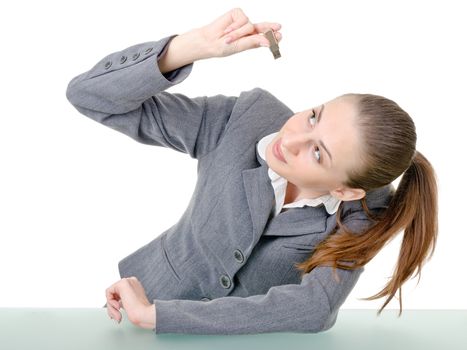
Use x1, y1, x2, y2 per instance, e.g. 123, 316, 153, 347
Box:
236, 87, 290, 109
237, 87, 271, 99
232, 87, 294, 123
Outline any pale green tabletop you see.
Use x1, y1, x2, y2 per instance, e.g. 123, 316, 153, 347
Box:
0, 308, 465, 350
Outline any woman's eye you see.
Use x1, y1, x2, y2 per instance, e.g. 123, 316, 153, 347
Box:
313, 146, 321, 163
309, 112, 317, 126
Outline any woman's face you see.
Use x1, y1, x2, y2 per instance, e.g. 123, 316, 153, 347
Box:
265, 95, 366, 202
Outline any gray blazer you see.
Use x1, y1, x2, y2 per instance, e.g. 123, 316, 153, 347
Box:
66, 34, 394, 335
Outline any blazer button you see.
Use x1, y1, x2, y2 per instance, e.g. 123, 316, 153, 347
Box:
201, 297, 211, 302
119, 55, 127, 64
144, 47, 153, 55
132, 52, 140, 61
104, 61, 112, 69
234, 249, 244, 263
219, 275, 231, 289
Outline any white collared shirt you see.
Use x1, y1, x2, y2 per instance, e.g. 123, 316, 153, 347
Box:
257, 132, 342, 217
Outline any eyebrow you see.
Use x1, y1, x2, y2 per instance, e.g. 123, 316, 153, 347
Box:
316, 104, 333, 166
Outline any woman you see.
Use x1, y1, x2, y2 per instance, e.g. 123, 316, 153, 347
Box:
66, 8, 438, 334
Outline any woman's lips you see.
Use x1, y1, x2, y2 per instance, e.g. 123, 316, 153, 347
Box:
273, 138, 287, 163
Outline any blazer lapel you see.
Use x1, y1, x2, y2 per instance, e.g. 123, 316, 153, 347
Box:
241, 151, 275, 244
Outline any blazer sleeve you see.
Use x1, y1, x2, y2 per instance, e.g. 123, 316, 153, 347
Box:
153, 216, 370, 335
65, 34, 238, 160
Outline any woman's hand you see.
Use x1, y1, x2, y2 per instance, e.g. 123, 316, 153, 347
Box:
105, 276, 156, 330
158, 8, 282, 73
198, 7, 282, 58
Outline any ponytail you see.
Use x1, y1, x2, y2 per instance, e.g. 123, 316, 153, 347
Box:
295, 150, 439, 316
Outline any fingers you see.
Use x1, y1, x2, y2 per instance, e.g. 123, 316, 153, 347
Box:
106, 301, 122, 323
224, 25, 282, 48
225, 21, 282, 45
254, 22, 282, 34
105, 277, 143, 324
223, 30, 283, 56
275, 31, 283, 42
223, 7, 249, 34
107, 303, 121, 323
223, 21, 282, 52
207, 7, 283, 58
221, 7, 282, 38
256, 23, 283, 45
224, 20, 255, 44
105, 282, 122, 323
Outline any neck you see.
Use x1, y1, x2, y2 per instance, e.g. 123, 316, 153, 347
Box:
285, 182, 329, 204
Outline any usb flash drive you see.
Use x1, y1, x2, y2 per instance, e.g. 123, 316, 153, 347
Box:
264, 29, 281, 59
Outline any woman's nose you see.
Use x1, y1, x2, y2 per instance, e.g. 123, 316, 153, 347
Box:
282, 132, 312, 156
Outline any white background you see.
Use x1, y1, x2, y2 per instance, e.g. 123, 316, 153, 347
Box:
1, 0, 465, 312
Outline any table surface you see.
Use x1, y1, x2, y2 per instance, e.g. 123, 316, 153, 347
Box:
0, 308, 465, 350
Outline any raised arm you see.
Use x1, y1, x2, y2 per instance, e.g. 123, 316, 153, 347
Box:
65, 8, 282, 159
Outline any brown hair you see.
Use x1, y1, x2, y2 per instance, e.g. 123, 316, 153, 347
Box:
295, 93, 438, 316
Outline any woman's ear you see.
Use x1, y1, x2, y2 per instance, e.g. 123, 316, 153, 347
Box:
330, 186, 366, 201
